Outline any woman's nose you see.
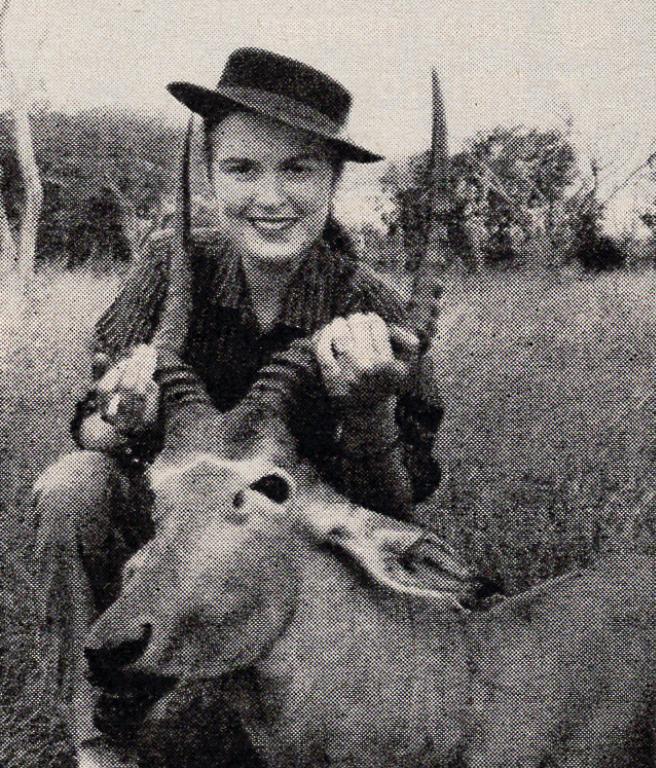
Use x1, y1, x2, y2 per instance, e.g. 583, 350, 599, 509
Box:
253, 171, 286, 208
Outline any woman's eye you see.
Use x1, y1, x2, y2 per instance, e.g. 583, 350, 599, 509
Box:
284, 162, 313, 176
221, 161, 256, 177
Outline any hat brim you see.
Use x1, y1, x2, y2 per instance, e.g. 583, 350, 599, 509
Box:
167, 81, 383, 164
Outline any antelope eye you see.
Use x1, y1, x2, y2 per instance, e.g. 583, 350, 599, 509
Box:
233, 490, 245, 509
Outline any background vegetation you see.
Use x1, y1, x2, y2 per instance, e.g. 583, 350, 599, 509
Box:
1, 108, 655, 273
1, 262, 655, 766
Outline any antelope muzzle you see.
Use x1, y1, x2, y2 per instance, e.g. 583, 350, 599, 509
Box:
84, 619, 177, 740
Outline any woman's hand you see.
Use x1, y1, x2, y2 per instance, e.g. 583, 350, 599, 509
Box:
95, 344, 160, 435
314, 313, 418, 413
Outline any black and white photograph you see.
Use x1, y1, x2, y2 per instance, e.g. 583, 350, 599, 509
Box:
1, 1, 655, 766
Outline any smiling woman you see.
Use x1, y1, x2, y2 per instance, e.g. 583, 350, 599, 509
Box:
32, 47, 444, 768
205, 111, 340, 269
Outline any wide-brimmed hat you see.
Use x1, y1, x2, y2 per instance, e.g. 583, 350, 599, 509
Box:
167, 47, 383, 164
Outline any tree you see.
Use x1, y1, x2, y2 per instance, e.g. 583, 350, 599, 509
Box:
0, 0, 43, 278
466, 126, 578, 205
33, 108, 180, 262
391, 124, 580, 269
0, 107, 181, 267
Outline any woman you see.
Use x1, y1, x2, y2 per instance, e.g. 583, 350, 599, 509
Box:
33, 48, 443, 768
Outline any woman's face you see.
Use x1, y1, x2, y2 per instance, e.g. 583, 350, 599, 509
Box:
207, 111, 340, 268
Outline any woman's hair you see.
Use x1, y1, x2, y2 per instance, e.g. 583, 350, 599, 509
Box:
202, 113, 229, 170
203, 112, 345, 180
322, 215, 357, 257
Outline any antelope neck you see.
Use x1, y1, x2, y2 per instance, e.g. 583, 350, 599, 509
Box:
241, 537, 472, 767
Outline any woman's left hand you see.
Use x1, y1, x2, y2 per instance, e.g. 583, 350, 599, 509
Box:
314, 312, 417, 412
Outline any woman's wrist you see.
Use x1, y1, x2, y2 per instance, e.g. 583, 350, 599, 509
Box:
336, 397, 399, 455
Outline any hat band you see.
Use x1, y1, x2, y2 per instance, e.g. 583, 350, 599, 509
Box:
214, 85, 345, 138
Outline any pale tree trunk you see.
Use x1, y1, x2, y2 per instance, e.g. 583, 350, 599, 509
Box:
470, 172, 493, 273
462, 211, 486, 273
0, 0, 43, 280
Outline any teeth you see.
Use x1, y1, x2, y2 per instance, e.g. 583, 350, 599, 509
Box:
250, 219, 295, 232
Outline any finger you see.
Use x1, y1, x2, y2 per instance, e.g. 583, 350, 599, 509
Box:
96, 357, 129, 398
118, 360, 141, 394
123, 350, 156, 398
120, 345, 157, 394
104, 392, 123, 422
330, 317, 355, 357
368, 313, 393, 359
389, 324, 420, 360
345, 313, 374, 367
134, 344, 158, 378
314, 325, 341, 379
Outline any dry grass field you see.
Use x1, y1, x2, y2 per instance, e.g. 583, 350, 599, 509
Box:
1, 264, 655, 767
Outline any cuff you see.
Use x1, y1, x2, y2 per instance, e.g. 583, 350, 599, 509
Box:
153, 347, 213, 407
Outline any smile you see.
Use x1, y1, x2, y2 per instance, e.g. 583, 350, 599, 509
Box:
248, 218, 298, 234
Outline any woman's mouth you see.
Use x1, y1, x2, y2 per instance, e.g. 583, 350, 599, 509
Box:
248, 217, 298, 235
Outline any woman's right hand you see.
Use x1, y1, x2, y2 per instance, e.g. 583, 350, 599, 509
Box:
95, 344, 160, 436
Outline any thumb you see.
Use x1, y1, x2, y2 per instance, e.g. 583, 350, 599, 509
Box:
92, 353, 111, 380
389, 324, 420, 361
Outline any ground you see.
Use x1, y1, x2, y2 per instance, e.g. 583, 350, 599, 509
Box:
1, 264, 655, 767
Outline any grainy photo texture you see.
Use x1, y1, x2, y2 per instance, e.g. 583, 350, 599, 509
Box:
1, 2, 655, 767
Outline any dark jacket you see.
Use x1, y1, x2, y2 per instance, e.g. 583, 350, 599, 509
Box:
73, 228, 443, 505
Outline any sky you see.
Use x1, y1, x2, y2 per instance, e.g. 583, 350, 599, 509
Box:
5, 0, 656, 229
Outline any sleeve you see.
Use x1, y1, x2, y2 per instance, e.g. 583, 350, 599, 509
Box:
69, 236, 209, 460
92, 236, 171, 363
339, 266, 444, 504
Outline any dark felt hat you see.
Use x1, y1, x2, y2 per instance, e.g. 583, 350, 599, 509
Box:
167, 48, 383, 164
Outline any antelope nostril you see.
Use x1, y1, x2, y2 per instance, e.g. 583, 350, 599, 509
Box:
233, 490, 245, 508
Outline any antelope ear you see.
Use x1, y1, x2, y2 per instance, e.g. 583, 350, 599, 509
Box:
304, 505, 474, 612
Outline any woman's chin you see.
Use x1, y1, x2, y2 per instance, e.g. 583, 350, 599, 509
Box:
240, 237, 312, 267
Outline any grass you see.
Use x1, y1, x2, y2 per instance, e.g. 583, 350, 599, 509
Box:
1, 264, 655, 766
421, 266, 656, 590
1, 268, 120, 768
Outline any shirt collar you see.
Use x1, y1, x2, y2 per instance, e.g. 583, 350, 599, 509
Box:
209, 237, 344, 334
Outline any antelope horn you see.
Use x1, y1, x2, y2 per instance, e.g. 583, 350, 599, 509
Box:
103, 117, 195, 420
153, 114, 195, 354
405, 69, 450, 354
